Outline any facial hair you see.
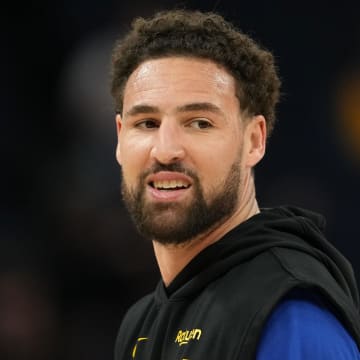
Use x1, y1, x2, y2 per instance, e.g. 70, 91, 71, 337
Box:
121, 160, 242, 246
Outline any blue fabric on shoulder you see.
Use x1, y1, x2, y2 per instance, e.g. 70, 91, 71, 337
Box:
256, 289, 360, 359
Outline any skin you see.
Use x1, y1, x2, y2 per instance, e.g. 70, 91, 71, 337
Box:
116, 57, 266, 286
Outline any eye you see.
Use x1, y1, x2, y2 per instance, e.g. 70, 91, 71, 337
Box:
135, 119, 159, 129
189, 119, 213, 129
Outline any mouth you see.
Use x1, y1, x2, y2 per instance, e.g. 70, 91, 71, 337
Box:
146, 171, 193, 199
149, 179, 191, 191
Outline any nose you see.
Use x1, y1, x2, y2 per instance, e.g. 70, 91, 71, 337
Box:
150, 119, 186, 164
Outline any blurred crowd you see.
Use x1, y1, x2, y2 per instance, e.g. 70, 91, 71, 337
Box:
1, 1, 360, 359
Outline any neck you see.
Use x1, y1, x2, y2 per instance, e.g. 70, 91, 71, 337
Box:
153, 175, 259, 287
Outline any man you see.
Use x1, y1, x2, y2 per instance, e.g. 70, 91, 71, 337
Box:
111, 9, 360, 359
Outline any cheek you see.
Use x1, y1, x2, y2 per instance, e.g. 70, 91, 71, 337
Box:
195, 145, 238, 186
203, 144, 243, 188
119, 136, 150, 178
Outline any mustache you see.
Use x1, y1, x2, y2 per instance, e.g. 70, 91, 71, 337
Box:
141, 161, 198, 181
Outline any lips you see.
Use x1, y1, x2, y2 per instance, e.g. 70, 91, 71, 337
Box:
146, 171, 192, 200
152, 179, 190, 190
147, 171, 192, 190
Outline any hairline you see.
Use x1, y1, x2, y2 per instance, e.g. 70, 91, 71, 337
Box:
117, 54, 250, 119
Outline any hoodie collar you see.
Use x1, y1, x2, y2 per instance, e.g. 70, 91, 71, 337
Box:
155, 206, 357, 307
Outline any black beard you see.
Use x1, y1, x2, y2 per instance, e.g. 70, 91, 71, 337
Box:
121, 161, 242, 246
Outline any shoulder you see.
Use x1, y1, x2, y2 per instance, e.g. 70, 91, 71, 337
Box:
115, 293, 154, 350
114, 292, 157, 360
256, 289, 360, 360
118, 293, 154, 333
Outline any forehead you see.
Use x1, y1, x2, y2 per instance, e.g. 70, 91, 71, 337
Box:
122, 57, 238, 110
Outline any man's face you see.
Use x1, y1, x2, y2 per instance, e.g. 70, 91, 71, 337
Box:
116, 57, 257, 244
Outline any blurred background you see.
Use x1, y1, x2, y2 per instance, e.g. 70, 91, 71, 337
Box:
1, 0, 360, 359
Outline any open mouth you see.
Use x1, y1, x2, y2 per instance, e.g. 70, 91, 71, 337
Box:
149, 179, 191, 191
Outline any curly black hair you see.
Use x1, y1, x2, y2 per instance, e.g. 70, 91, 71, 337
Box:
111, 10, 281, 136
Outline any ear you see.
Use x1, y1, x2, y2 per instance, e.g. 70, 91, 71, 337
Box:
243, 115, 266, 168
115, 113, 123, 165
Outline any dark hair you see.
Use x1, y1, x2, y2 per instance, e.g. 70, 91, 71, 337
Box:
111, 10, 281, 136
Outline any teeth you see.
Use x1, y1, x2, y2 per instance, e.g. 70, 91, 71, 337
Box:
153, 179, 190, 190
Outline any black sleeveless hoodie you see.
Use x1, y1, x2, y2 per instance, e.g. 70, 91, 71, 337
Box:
114, 207, 360, 359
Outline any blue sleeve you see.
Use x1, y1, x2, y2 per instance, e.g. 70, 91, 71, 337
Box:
256, 291, 360, 360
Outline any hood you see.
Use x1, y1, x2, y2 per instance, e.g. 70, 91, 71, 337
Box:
157, 206, 359, 308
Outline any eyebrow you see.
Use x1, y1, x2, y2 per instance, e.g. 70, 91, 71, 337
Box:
176, 102, 224, 115
124, 104, 160, 118
124, 102, 224, 119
